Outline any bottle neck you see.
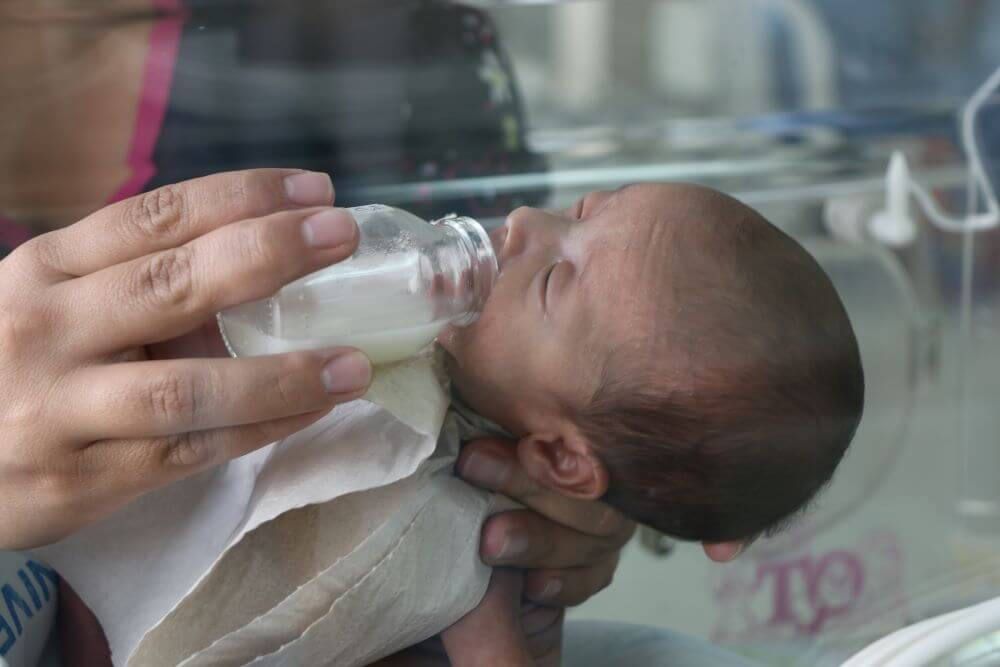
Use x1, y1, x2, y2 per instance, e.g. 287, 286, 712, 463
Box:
434, 215, 498, 326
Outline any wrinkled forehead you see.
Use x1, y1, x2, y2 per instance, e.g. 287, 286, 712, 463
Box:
568, 183, 762, 401
574, 183, 695, 358
580, 181, 710, 255
583, 180, 738, 282
581, 183, 703, 292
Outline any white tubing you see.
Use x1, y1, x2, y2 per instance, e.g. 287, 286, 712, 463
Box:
887, 63, 1000, 234
841, 596, 1000, 667
959, 62, 1000, 223
840, 605, 978, 667
887, 596, 1000, 667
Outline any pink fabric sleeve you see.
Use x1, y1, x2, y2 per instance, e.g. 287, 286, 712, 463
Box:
109, 0, 185, 203
1, 3, 184, 251
0, 217, 32, 249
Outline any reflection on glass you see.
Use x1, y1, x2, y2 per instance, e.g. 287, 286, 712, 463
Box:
1, 1, 999, 665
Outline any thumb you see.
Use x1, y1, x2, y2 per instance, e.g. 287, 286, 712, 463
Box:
442, 569, 533, 667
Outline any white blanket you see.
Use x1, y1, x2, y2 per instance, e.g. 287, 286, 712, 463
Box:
37, 354, 498, 666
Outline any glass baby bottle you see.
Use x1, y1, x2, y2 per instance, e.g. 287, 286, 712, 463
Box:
217, 204, 498, 365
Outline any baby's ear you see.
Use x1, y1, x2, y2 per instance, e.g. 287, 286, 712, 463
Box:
516, 430, 608, 500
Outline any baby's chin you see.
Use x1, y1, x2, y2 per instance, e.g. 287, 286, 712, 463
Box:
435, 323, 462, 357
437, 341, 500, 420
442, 354, 485, 411
435, 322, 528, 432
435, 327, 472, 389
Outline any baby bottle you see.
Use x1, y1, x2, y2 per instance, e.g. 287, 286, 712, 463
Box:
217, 204, 498, 365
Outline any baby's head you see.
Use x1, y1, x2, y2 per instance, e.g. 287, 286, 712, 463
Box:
439, 183, 864, 543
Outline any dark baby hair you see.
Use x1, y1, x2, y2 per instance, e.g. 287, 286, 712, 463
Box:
579, 188, 864, 543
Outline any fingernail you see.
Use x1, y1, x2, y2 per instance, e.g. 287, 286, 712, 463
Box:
321, 351, 372, 394
284, 171, 334, 206
459, 452, 510, 489
302, 209, 357, 249
538, 579, 563, 600
495, 531, 529, 560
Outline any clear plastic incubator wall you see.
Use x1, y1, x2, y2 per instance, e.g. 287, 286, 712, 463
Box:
450, 2, 1000, 664
3, 1, 1000, 665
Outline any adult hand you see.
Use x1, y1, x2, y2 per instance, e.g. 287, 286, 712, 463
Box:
456, 440, 746, 596
440, 569, 536, 666
374, 571, 559, 667
456, 438, 636, 608
704, 541, 744, 562
376, 436, 744, 667
0, 169, 372, 550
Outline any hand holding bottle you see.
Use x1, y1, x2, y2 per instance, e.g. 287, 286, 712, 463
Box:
0, 169, 372, 549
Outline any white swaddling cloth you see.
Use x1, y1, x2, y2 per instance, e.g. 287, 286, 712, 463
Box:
36, 354, 501, 666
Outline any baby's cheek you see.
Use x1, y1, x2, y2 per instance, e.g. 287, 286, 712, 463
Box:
441, 323, 493, 381
540, 339, 598, 405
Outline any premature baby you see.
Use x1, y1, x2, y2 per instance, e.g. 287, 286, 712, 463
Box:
441, 182, 865, 545
36, 182, 864, 666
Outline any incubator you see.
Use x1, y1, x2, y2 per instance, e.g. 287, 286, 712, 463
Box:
2, 1, 1000, 665
439, 3, 1000, 664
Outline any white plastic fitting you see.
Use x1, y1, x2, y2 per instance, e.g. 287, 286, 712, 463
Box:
870, 151, 918, 246
871, 63, 1000, 240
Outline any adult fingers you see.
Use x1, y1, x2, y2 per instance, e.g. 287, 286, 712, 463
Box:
704, 541, 745, 562
76, 408, 336, 516
522, 553, 621, 607
457, 438, 631, 538
441, 569, 532, 667
66, 349, 372, 441
25, 169, 334, 278
520, 603, 563, 664
479, 509, 634, 570
62, 206, 358, 353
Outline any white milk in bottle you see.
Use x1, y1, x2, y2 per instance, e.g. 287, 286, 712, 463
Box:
217, 205, 497, 365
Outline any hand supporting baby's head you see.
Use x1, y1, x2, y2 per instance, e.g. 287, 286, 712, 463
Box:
441, 182, 864, 544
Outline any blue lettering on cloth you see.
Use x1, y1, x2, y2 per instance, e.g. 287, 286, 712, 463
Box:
0, 612, 13, 656
16, 571, 41, 611
24, 561, 57, 603
1, 584, 33, 634
0, 560, 59, 656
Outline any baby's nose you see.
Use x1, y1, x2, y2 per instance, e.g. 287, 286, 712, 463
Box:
488, 224, 509, 258
500, 206, 545, 262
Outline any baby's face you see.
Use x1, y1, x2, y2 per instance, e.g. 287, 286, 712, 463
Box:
439, 183, 682, 435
